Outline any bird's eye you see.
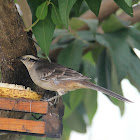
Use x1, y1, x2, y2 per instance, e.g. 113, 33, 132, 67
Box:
26, 57, 30, 60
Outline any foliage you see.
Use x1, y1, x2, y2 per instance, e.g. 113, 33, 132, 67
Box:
20, 0, 140, 139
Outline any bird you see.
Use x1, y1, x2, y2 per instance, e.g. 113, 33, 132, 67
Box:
17, 55, 132, 103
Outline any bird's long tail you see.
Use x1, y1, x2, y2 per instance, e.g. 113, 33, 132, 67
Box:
79, 80, 133, 103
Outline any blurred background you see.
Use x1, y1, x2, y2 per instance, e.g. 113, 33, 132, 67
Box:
71, 79, 140, 140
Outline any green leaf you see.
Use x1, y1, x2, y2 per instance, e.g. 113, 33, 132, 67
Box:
84, 89, 97, 124
36, 1, 48, 20
80, 19, 98, 35
97, 49, 112, 89
97, 48, 124, 114
85, 0, 101, 16
61, 121, 71, 140
111, 62, 124, 115
101, 14, 129, 33
96, 30, 131, 82
72, 0, 83, 16
83, 51, 95, 64
27, 0, 55, 55
62, 93, 71, 108
64, 104, 73, 119
69, 18, 85, 30
33, 11, 55, 56
65, 109, 86, 133
70, 90, 85, 110
114, 0, 133, 16
133, 0, 139, 4
56, 32, 74, 45
127, 28, 140, 50
58, 39, 85, 70
82, 60, 96, 80
51, 5, 62, 26
64, 89, 84, 119
71, 18, 98, 39
91, 42, 104, 62
108, 39, 131, 82
77, 30, 95, 41
53, 29, 68, 37
27, 0, 45, 22
23, 135, 45, 140
134, 22, 140, 31
128, 53, 140, 92
124, 0, 132, 7
58, 0, 77, 28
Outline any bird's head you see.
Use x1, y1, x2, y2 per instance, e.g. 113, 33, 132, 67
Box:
17, 55, 39, 69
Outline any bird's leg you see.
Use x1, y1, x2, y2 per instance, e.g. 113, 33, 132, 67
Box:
40, 93, 60, 106
40, 92, 61, 103
44, 94, 61, 102
53, 92, 59, 105
41, 90, 66, 102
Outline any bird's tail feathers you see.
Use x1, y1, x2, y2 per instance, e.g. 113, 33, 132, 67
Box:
79, 81, 133, 103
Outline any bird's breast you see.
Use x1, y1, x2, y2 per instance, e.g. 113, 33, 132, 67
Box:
36, 80, 86, 92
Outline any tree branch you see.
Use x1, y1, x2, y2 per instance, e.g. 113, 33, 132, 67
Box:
119, 5, 140, 24
16, 0, 32, 28
79, 0, 119, 30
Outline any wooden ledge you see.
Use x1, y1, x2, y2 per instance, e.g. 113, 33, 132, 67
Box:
0, 97, 63, 137
0, 97, 48, 114
0, 117, 46, 136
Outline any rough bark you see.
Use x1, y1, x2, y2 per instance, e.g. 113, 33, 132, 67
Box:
0, 0, 37, 139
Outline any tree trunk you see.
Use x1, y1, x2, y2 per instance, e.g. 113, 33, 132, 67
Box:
0, 0, 36, 139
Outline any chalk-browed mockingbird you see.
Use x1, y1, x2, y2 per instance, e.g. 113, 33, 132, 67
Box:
18, 55, 132, 103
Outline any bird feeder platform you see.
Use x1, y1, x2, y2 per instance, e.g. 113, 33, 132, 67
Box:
0, 97, 63, 138
0, 83, 64, 137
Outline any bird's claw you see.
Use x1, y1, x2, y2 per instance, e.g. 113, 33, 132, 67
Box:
40, 98, 49, 102
40, 98, 57, 106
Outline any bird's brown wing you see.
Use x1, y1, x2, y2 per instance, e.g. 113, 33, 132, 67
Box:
35, 60, 90, 81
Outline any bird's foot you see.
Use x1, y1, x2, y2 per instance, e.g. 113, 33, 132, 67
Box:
41, 95, 61, 106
